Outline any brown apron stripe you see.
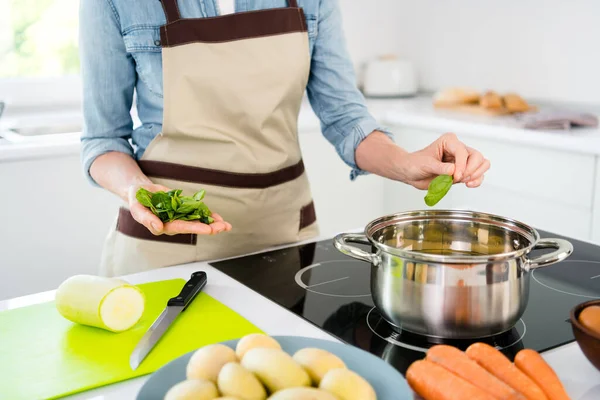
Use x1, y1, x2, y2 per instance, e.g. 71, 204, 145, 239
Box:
116, 207, 197, 245
159, 0, 182, 24
160, 8, 307, 47
300, 201, 316, 230
138, 159, 306, 189
287, 0, 299, 8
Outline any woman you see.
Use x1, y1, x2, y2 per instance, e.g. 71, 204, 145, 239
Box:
79, 0, 490, 277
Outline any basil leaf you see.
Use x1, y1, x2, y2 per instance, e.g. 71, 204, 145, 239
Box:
135, 187, 218, 225
193, 190, 206, 201
152, 192, 172, 211
424, 174, 453, 206
135, 188, 153, 207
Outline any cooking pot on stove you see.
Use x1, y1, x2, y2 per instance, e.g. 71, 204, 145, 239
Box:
334, 210, 574, 339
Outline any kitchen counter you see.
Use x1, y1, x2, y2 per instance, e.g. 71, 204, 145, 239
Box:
2, 234, 599, 400
2, 95, 599, 162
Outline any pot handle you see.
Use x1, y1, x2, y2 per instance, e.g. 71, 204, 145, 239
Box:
525, 238, 573, 270
333, 233, 381, 266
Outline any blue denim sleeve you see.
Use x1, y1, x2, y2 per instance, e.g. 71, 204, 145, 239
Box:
305, 0, 393, 180
79, 0, 136, 187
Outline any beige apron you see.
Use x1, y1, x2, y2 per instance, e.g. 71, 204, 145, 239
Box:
100, 0, 319, 277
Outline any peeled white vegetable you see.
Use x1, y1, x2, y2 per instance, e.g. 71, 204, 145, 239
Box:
55, 275, 145, 332
217, 362, 267, 400
319, 368, 377, 400
241, 348, 311, 393
292, 348, 347, 385
164, 379, 219, 400
235, 333, 282, 359
267, 387, 339, 400
187, 344, 238, 382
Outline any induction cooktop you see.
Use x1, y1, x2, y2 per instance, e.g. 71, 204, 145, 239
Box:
209, 229, 600, 375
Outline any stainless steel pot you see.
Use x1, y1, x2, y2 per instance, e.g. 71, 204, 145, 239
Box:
334, 210, 573, 339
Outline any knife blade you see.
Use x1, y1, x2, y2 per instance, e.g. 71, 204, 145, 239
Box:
129, 271, 207, 370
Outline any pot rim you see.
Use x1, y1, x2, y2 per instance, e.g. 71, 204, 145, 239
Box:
363, 209, 541, 264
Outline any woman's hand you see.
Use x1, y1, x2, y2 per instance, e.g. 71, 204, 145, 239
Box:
399, 133, 490, 190
128, 183, 232, 236
355, 131, 490, 190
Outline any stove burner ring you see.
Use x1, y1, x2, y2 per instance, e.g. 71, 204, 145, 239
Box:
294, 260, 371, 298
532, 260, 600, 299
365, 307, 526, 353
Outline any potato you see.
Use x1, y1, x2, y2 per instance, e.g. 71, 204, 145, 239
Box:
236, 333, 282, 359
214, 398, 242, 400
241, 348, 311, 393
319, 368, 376, 400
164, 379, 219, 400
267, 387, 339, 400
187, 344, 238, 382
217, 362, 267, 400
292, 348, 346, 385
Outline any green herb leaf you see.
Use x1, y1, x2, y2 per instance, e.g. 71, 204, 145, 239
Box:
424, 174, 453, 206
193, 190, 206, 201
135, 187, 218, 226
135, 188, 153, 207
171, 196, 179, 212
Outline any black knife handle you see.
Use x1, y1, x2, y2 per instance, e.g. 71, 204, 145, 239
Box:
168, 271, 207, 309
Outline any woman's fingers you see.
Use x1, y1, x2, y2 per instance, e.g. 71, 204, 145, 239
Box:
462, 147, 486, 182
440, 133, 468, 182
164, 220, 212, 235
467, 157, 490, 183
130, 202, 164, 235
466, 174, 485, 188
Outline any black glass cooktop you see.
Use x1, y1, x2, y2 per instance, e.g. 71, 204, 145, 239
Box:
209, 229, 600, 375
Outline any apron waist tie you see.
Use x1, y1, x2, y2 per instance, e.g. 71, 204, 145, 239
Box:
138, 159, 306, 189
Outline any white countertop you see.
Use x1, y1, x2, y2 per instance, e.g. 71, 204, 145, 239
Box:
2, 235, 599, 400
2, 95, 599, 162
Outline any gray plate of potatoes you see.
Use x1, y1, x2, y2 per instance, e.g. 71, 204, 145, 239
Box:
137, 334, 412, 400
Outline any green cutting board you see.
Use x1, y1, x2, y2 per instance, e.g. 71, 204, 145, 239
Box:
0, 278, 264, 400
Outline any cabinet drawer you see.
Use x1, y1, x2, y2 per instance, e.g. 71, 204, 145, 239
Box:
392, 127, 596, 209
450, 184, 592, 242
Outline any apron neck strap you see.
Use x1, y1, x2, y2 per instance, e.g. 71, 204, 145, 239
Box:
159, 0, 181, 23
159, 0, 299, 23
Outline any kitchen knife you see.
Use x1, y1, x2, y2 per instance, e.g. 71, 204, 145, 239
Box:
129, 271, 207, 370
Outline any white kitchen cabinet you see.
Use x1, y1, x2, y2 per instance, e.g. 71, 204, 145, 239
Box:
0, 155, 121, 300
593, 160, 600, 244
383, 126, 599, 244
298, 130, 387, 237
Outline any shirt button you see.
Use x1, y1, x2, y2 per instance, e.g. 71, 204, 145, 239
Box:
154, 40, 161, 46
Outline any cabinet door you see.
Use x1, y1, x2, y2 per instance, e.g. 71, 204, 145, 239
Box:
592, 161, 600, 245
299, 130, 386, 236
383, 126, 595, 242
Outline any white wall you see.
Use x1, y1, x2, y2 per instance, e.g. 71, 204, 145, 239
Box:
342, 0, 600, 106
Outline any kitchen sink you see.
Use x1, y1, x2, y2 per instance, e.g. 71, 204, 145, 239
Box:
0, 105, 83, 143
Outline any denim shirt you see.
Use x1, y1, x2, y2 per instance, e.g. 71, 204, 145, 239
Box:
79, 0, 389, 186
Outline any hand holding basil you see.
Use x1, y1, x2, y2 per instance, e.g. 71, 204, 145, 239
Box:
424, 174, 453, 206
135, 187, 215, 224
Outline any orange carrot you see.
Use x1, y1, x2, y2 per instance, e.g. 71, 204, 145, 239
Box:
406, 359, 498, 400
514, 349, 571, 400
466, 343, 548, 400
426, 345, 526, 400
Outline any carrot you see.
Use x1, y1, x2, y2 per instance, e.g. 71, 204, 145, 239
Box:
426, 345, 526, 400
406, 359, 498, 400
514, 349, 571, 400
466, 343, 548, 400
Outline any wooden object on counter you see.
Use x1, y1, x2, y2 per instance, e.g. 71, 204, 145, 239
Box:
433, 87, 536, 116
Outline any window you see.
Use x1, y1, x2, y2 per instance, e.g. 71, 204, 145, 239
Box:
0, 0, 81, 112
